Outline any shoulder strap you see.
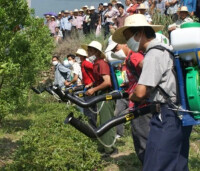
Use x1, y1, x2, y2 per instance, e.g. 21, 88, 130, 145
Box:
146, 45, 174, 56
84, 64, 94, 82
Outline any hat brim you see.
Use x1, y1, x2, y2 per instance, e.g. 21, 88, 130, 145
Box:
105, 42, 118, 52
112, 25, 164, 44
81, 44, 106, 58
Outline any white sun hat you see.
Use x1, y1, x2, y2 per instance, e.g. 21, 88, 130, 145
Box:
89, 6, 96, 10
179, 6, 189, 12
137, 3, 148, 10
81, 41, 106, 58
82, 5, 88, 9
76, 48, 88, 57
105, 36, 118, 52
103, 3, 108, 6
64, 10, 69, 13
74, 9, 79, 12
113, 14, 163, 44
79, 9, 84, 12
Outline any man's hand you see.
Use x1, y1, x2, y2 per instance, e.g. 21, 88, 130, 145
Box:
64, 81, 71, 86
85, 88, 96, 96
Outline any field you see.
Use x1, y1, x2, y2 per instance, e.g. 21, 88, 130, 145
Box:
0, 93, 199, 170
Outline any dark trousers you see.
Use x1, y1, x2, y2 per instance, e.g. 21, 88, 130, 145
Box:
64, 30, 71, 39
143, 104, 191, 171
104, 22, 112, 38
131, 112, 152, 164
114, 99, 129, 136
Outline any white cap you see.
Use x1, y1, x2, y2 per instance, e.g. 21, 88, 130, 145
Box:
103, 3, 108, 6
117, 1, 122, 4
105, 36, 118, 52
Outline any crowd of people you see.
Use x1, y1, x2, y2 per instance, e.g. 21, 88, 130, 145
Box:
36, 0, 200, 170
44, 0, 199, 43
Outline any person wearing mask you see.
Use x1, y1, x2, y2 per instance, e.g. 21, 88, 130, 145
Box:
107, 35, 152, 163
113, 14, 192, 171
52, 55, 71, 89
64, 54, 82, 87
82, 41, 118, 157
168, 6, 193, 31
76, 48, 97, 127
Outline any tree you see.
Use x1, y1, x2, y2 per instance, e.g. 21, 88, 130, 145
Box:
0, 0, 54, 120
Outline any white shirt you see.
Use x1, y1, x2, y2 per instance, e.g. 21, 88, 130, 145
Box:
71, 62, 82, 84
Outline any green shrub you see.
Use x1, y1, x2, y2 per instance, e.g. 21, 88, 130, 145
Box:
7, 102, 102, 171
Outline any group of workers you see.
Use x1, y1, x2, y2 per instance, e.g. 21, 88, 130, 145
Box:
45, 10, 194, 170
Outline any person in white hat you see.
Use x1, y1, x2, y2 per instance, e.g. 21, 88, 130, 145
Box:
168, 6, 193, 31
60, 10, 72, 39
75, 48, 97, 127
101, 3, 109, 27
82, 41, 118, 156
113, 14, 191, 171
137, 3, 152, 24
89, 6, 99, 32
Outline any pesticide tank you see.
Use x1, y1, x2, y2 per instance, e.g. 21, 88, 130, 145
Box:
171, 22, 200, 62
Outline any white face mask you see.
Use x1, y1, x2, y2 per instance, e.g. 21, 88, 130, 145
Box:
111, 49, 126, 60
52, 61, 58, 66
68, 60, 74, 66
87, 55, 96, 63
127, 32, 141, 52
63, 60, 71, 67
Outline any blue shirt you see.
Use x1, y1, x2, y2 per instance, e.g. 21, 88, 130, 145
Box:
60, 17, 72, 31
54, 63, 71, 88
180, 0, 197, 12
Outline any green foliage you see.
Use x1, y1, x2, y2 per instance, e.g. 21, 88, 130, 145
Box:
152, 11, 173, 37
0, 0, 54, 121
7, 102, 102, 171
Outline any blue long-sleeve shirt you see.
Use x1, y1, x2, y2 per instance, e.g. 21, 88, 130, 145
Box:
54, 63, 71, 88
180, 0, 197, 12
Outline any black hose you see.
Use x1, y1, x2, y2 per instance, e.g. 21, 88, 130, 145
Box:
66, 92, 129, 108
65, 104, 154, 138
65, 85, 85, 94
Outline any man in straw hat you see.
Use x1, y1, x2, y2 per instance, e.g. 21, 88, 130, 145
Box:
106, 35, 152, 162
137, 3, 152, 24
112, 14, 191, 170
76, 48, 97, 128
82, 41, 118, 156
168, 6, 193, 31
89, 6, 99, 32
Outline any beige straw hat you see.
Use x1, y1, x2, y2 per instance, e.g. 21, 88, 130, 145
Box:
112, 14, 163, 44
179, 6, 189, 12
76, 48, 88, 57
81, 41, 106, 58
137, 3, 147, 10
64, 10, 69, 13
89, 6, 96, 10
